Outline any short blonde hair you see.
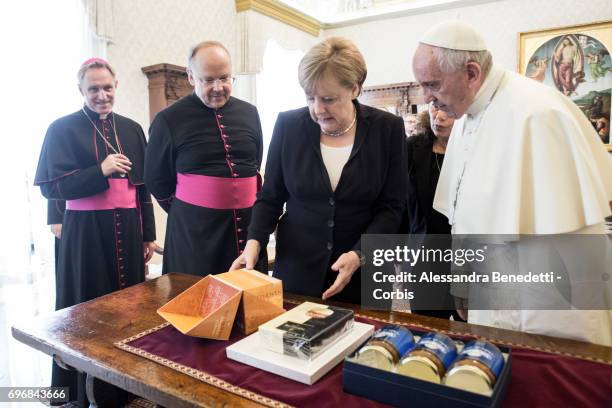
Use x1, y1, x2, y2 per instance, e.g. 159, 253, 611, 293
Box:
298, 36, 367, 95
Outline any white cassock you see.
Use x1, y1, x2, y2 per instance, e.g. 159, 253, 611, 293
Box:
434, 65, 612, 346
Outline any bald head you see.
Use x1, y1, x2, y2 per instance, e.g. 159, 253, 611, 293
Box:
187, 42, 233, 109
188, 41, 231, 70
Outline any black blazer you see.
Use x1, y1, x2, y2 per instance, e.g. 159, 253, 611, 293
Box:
404, 134, 456, 314
248, 101, 407, 303
405, 133, 451, 234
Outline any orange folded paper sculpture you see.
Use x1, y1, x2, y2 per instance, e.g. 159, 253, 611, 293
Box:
216, 269, 285, 334
157, 269, 284, 340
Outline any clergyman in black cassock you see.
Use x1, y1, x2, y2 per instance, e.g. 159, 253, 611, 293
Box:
145, 41, 266, 277
34, 58, 156, 407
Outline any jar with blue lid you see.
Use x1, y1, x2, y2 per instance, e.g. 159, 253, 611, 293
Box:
353, 325, 415, 371
444, 340, 505, 395
396, 332, 458, 383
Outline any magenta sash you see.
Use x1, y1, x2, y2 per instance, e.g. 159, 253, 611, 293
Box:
175, 173, 258, 209
66, 178, 137, 211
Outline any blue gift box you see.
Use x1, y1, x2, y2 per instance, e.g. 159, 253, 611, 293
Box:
343, 333, 512, 408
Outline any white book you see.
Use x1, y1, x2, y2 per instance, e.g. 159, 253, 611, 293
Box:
258, 302, 354, 360
226, 322, 374, 385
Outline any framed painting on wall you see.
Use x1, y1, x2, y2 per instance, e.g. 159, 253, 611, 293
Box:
518, 21, 612, 149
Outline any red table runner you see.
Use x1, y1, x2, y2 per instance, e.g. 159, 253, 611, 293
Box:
115, 311, 612, 408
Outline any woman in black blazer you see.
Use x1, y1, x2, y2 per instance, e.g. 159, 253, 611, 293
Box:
406, 105, 454, 235
406, 105, 464, 320
231, 37, 407, 304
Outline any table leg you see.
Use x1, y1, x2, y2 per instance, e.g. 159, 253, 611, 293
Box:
85, 373, 129, 408
53, 354, 73, 370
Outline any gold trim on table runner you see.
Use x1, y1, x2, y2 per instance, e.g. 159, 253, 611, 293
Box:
114, 322, 292, 408
354, 312, 611, 365
114, 302, 610, 406
287, 299, 611, 365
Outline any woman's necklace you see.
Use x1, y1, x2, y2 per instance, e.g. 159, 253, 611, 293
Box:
81, 108, 127, 177
434, 152, 442, 173
320, 109, 357, 137
433, 138, 446, 173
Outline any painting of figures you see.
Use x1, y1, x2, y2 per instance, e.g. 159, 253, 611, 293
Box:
519, 21, 612, 147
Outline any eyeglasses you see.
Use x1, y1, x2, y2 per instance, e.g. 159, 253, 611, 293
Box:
197, 75, 235, 87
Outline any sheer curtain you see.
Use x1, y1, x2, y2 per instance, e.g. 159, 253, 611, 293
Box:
0, 0, 107, 393
0, 0, 107, 284
256, 39, 306, 169
255, 40, 305, 259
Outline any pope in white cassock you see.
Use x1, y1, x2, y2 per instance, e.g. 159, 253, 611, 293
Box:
412, 21, 612, 346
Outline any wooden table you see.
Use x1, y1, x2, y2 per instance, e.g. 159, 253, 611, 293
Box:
12, 273, 612, 407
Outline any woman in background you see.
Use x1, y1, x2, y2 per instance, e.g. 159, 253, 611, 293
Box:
405, 104, 463, 320
407, 104, 454, 235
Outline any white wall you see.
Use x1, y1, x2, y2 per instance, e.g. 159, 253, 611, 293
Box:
239, 9, 319, 73
324, 0, 612, 86
108, 2, 318, 130
108, 0, 238, 129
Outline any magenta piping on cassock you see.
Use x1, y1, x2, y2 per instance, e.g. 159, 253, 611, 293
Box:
66, 178, 137, 210
175, 173, 257, 210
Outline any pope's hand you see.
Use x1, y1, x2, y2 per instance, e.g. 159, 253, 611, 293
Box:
230, 239, 261, 271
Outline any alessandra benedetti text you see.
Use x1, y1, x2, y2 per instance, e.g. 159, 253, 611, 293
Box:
373, 271, 558, 283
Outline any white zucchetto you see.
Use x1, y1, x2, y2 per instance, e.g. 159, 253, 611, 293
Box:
419, 20, 487, 51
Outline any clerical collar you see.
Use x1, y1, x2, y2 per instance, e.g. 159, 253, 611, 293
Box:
191, 93, 233, 111
466, 65, 504, 117
83, 104, 112, 120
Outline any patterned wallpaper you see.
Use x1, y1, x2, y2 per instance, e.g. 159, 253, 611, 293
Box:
108, 0, 237, 129
324, 0, 612, 87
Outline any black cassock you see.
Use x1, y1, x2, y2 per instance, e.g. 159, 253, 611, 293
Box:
145, 94, 266, 276
35, 105, 155, 307
47, 199, 65, 270
35, 105, 155, 405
